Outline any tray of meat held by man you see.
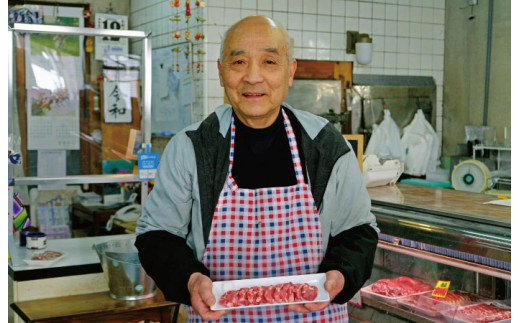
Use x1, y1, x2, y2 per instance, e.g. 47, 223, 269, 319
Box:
396, 290, 483, 318
360, 276, 432, 305
210, 273, 329, 310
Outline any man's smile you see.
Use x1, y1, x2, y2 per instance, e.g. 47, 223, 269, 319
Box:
243, 92, 265, 98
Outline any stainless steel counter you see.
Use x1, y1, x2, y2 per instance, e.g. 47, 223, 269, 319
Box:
367, 183, 510, 225
367, 183, 510, 274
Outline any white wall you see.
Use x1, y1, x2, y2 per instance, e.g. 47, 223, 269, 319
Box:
130, 0, 209, 122
129, 0, 445, 138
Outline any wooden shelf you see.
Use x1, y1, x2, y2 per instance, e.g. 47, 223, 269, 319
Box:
11, 290, 180, 323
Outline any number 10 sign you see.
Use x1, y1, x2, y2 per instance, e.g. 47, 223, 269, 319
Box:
95, 13, 129, 60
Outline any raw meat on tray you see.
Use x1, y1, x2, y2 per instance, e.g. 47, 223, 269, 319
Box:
30, 250, 63, 260
219, 282, 318, 307
210, 273, 329, 310
452, 303, 511, 323
369, 276, 431, 297
398, 290, 481, 317
434, 291, 480, 306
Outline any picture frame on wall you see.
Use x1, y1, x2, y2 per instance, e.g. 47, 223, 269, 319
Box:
343, 134, 364, 171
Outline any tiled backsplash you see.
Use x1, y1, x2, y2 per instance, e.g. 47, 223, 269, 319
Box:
130, 0, 444, 139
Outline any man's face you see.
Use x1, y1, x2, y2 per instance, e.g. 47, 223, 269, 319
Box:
218, 17, 297, 128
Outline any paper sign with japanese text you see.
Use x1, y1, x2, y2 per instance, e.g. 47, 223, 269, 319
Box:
432, 280, 451, 298
103, 81, 132, 123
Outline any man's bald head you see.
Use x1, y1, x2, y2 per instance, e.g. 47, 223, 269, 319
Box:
219, 15, 293, 64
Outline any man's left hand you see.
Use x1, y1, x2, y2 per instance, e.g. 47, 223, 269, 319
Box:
287, 270, 345, 313
187, 272, 228, 321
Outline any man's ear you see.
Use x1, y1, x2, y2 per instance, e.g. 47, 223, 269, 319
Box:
217, 59, 224, 87
288, 59, 297, 87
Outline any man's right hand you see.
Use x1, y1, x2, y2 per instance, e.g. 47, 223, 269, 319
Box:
187, 272, 228, 321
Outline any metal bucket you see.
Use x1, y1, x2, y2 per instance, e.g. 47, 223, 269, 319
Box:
93, 238, 156, 300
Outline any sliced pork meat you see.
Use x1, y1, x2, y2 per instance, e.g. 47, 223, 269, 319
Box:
218, 282, 319, 307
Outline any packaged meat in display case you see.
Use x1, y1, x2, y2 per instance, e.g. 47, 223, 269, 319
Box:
210, 273, 329, 310
360, 276, 432, 305
396, 290, 483, 318
441, 301, 511, 323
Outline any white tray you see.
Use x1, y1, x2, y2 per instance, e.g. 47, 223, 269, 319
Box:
396, 292, 436, 315
445, 302, 511, 323
361, 284, 432, 306
398, 290, 484, 318
210, 273, 329, 310
23, 250, 66, 266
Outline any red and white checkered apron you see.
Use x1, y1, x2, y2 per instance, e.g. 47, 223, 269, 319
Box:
187, 110, 348, 322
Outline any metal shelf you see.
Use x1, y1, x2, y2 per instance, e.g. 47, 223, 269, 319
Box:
10, 174, 141, 186
377, 241, 510, 281
472, 144, 511, 169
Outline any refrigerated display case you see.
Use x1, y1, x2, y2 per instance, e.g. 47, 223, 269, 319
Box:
348, 184, 511, 323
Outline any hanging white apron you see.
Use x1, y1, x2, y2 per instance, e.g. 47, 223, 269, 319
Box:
187, 110, 348, 322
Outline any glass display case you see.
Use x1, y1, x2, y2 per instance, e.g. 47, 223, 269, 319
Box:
349, 184, 511, 323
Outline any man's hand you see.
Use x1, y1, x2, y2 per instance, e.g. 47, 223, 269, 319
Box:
287, 270, 345, 314
187, 272, 227, 321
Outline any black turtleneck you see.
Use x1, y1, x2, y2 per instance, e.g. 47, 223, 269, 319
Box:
232, 108, 302, 189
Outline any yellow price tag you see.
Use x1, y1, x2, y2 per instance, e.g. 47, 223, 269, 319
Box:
432, 280, 450, 298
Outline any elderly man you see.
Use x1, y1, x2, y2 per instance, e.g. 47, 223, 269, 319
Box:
136, 15, 379, 322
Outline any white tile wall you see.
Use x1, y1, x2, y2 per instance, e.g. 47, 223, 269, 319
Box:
130, 0, 445, 140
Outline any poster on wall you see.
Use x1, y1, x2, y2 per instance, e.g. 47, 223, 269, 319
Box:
24, 5, 83, 150
95, 13, 129, 60
27, 89, 80, 150
151, 44, 194, 134
25, 6, 84, 92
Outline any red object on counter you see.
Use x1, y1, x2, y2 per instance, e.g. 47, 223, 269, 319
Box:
369, 276, 431, 297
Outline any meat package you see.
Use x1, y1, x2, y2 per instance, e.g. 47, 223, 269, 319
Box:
23, 250, 66, 266
361, 276, 432, 305
210, 273, 329, 310
397, 290, 482, 318
446, 302, 511, 323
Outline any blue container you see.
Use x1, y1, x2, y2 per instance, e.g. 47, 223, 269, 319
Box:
20, 231, 30, 247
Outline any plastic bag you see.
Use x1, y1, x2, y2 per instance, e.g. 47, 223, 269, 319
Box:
401, 109, 440, 176
365, 109, 405, 162
363, 155, 404, 187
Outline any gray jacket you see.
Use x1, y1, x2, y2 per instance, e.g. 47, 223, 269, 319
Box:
135, 103, 379, 304
137, 104, 378, 257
